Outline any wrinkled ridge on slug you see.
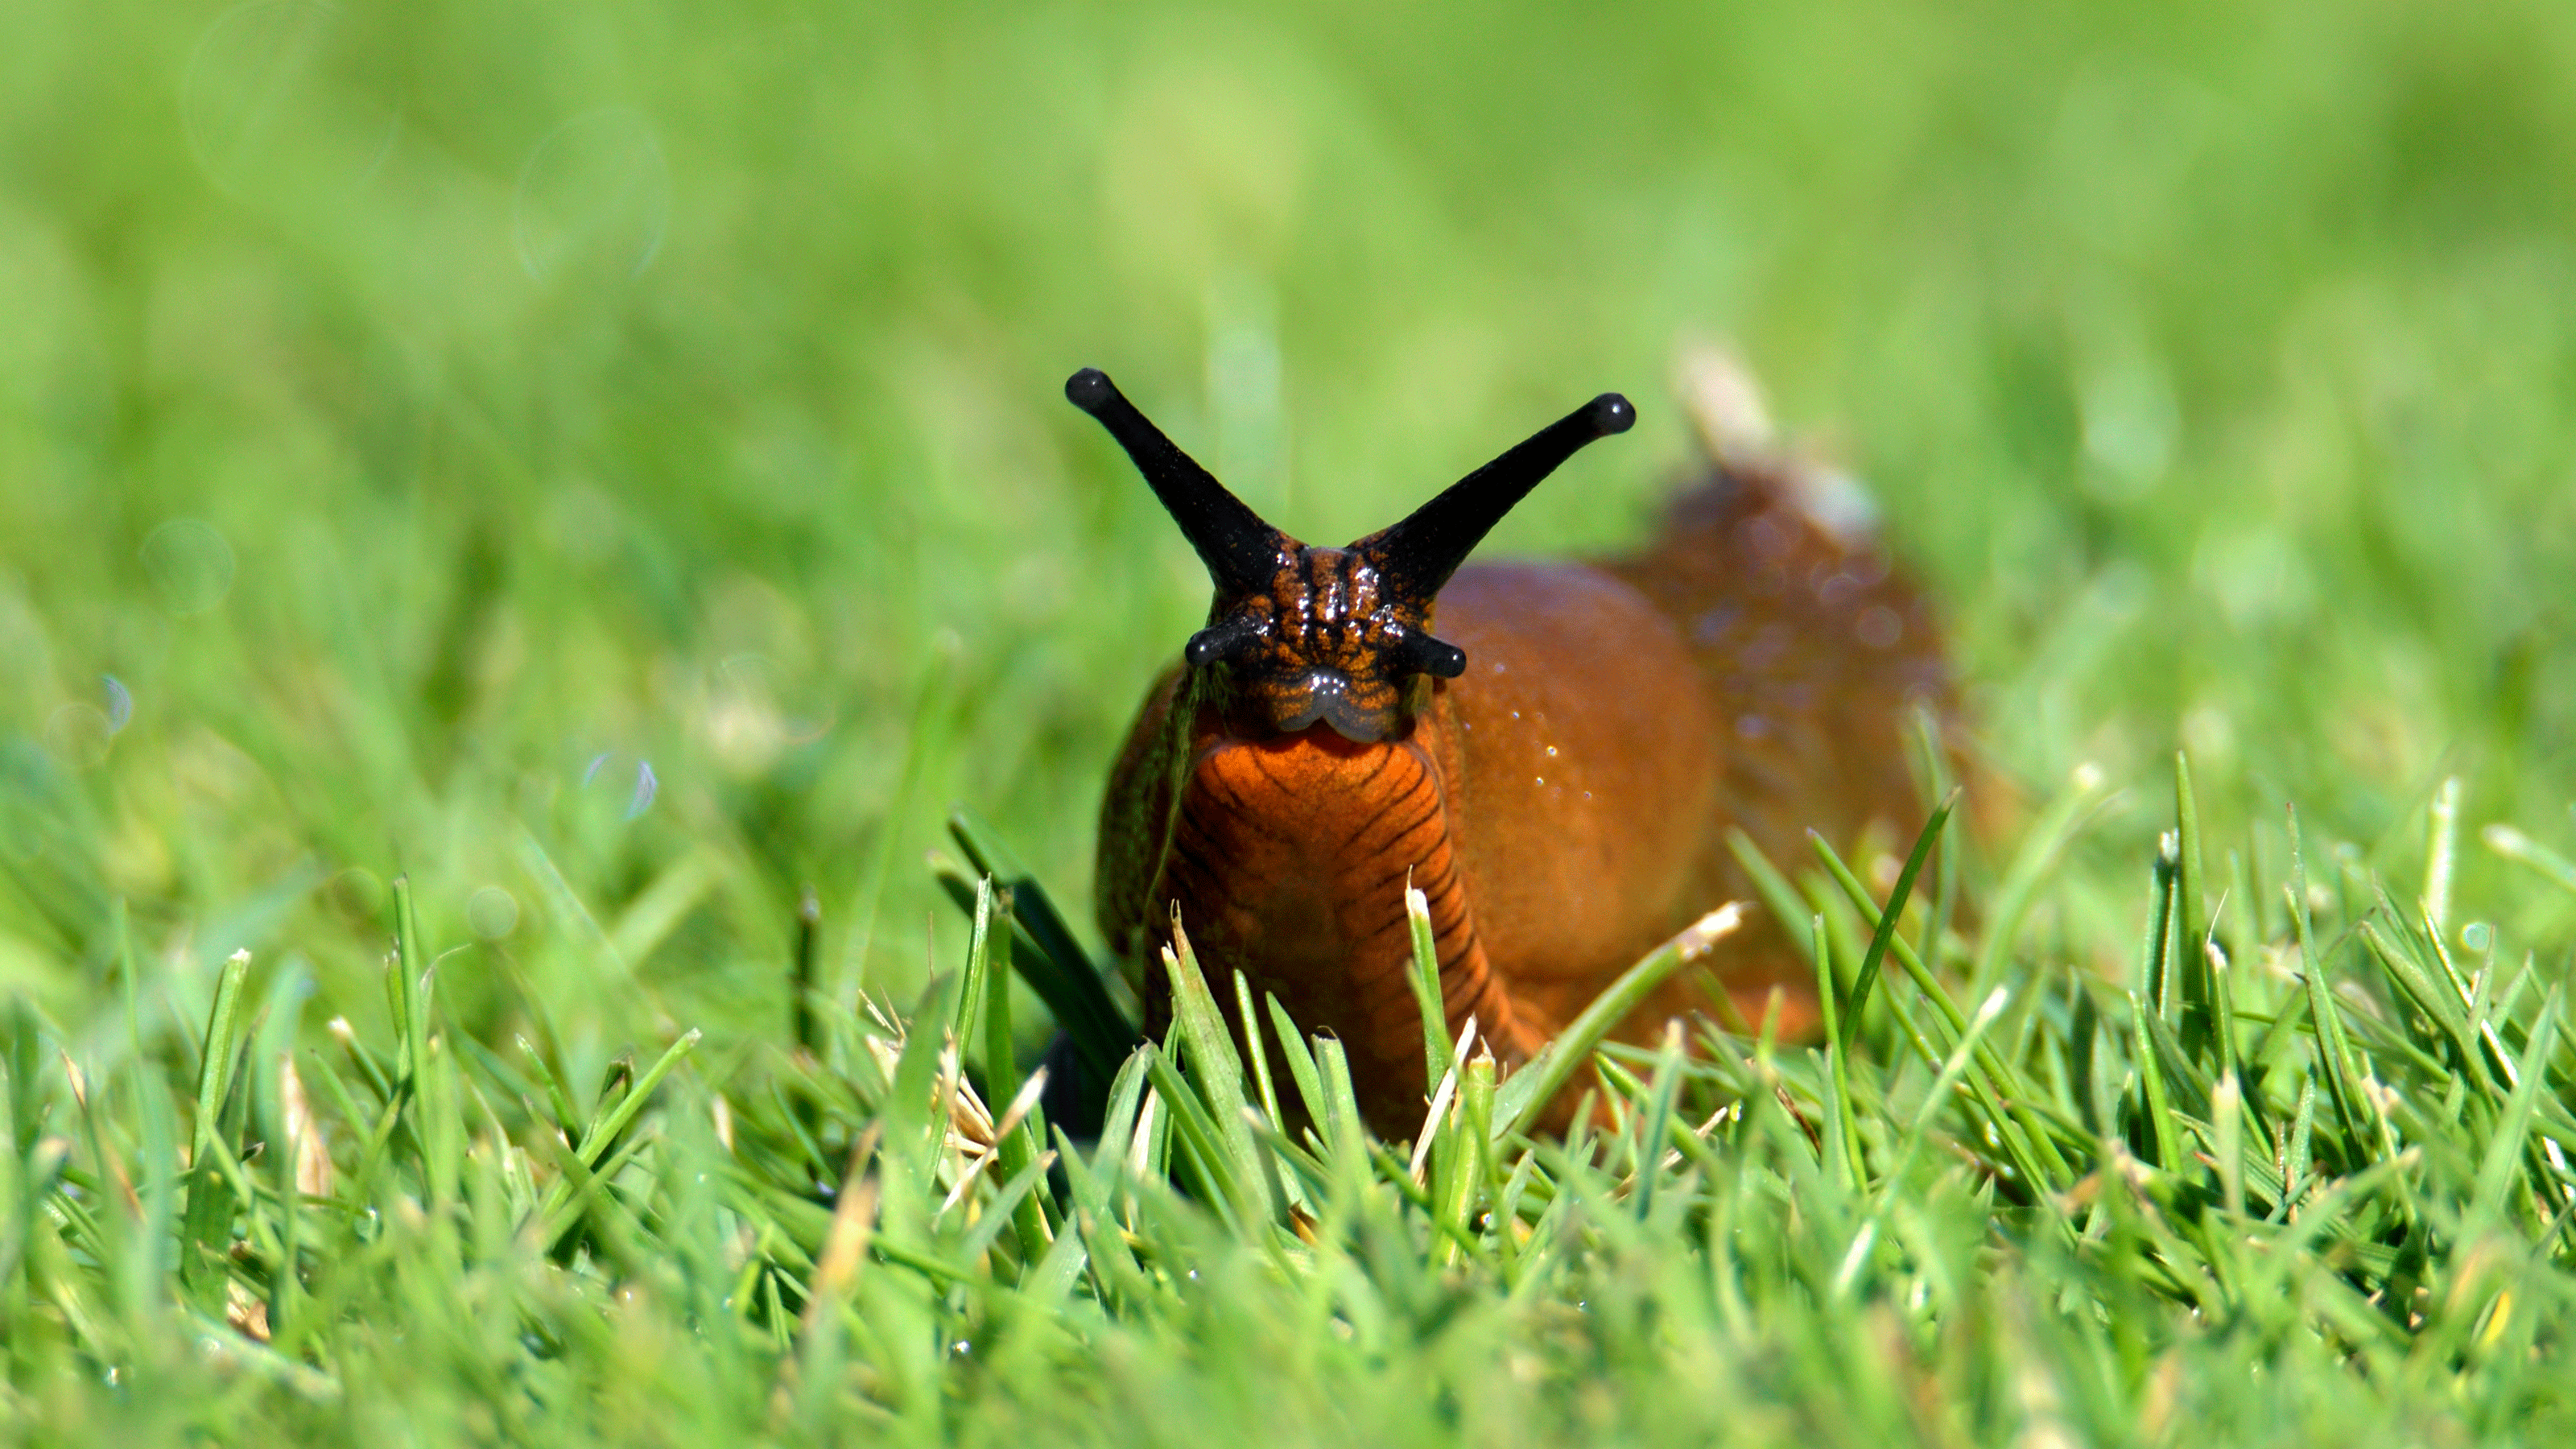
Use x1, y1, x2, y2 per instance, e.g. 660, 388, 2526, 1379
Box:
1158, 730, 1538, 1131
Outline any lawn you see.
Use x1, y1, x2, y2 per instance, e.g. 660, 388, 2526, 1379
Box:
2, 0, 2575, 1443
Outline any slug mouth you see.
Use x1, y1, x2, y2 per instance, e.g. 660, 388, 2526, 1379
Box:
1269, 669, 1397, 742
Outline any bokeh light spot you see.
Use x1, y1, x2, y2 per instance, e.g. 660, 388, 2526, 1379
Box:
44, 704, 114, 769
514, 108, 671, 282
467, 886, 520, 940
181, 2, 399, 197
327, 868, 386, 924
140, 520, 237, 616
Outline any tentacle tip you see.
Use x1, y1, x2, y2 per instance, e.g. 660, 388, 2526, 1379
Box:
1065, 367, 1115, 413
1184, 616, 1257, 669
1402, 634, 1468, 679
1587, 392, 1637, 436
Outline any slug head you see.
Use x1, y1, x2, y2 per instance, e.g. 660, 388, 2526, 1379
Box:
1068, 367, 1634, 742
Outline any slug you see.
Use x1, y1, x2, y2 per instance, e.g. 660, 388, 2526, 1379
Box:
1072, 357, 1951, 1137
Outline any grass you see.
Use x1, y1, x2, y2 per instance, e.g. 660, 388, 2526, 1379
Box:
7, 769, 2576, 1445
4, 0, 2576, 1442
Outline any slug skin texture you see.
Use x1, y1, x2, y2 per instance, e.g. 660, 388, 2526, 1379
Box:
1078, 365, 1955, 1137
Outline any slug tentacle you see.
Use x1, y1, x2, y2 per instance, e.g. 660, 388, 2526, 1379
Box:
1183, 613, 1265, 668
1067, 367, 1629, 742
1387, 631, 1468, 681
1066, 367, 1294, 598
1356, 391, 1634, 602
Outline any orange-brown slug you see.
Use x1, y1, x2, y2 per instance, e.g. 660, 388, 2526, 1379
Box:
1073, 360, 1951, 1137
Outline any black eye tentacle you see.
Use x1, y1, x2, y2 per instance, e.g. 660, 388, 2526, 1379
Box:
1356, 391, 1635, 604
1184, 613, 1265, 669
1390, 630, 1468, 680
1067, 367, 1293, 599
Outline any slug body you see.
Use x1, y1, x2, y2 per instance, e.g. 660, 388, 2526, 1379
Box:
1074, 365, 1949, 1136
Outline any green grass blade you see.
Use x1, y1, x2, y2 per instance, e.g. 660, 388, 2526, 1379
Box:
1972, 765, 2109, 998
1889, 988, 2011, 1182
2358, 922, 2477, 1077
2482, 824, 2576, 899
1403, 884, 1450, 1092
1263, 992, 1326, 1133
1233, 971, 1283, 1135
2423, 777, 2461, 934
1492, 905, 1743, 1141
2207, 937, 2245, 1101
1725, 828, 1821, 969
2174, 753, 2212, 1056
2280, 1077, 2318, 1218
1823, 787, 1957, 1051
192, 950, 250, 1157
933, 837, 1138, 1095
1810, 831, 2077, 1188
2129, 991, 2186, 1174
1312, 1034, 1366, 1162
1138, 1046, 1244, 1230
2211, 1071, 2247, 1216
573, 1030, 702, 1167
2143, 834, 2178, 1019
1907, 704, 1963, 972
1157, 923, 1273, 1224
959, 1145, 1060, 1266
1810, 914, 1866, 1194
955, 874, 997, 1094
2287, 807, 2376, 1161
2472, 984, 2563, 1228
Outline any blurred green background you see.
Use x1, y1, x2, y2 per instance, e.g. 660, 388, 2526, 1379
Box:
3, 0, 2573, 1067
